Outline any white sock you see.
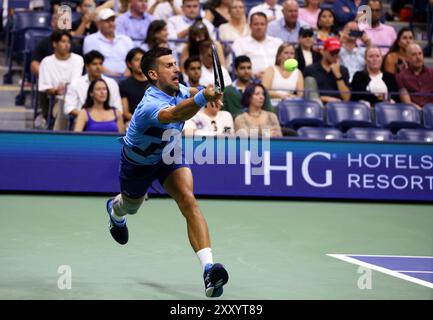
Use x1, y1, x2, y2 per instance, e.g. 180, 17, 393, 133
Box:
111, 195, 126, 223
196, 248, 214, 270
111, 209, 126, 222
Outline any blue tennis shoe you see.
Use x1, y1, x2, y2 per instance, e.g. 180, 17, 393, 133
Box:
106, 198, 128, 245
203, 263, 229, 298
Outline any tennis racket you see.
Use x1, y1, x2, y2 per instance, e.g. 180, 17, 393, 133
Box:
211, 44, 225, 94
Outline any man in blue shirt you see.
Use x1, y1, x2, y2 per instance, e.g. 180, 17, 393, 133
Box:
83, 8, 134, 76
116, 0, 155, 47
267, 0, 308, 44
332, 0, 368, 28
106, 47, 229, 298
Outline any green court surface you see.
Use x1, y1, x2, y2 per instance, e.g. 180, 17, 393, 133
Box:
0, 194, 432, 300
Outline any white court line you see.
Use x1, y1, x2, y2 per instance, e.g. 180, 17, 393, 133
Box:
339, 254, 433, 259
395, 271, 433, 274
327, 254, 433, 289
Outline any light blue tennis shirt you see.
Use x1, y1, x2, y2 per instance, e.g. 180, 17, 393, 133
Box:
121, 83, 190, 165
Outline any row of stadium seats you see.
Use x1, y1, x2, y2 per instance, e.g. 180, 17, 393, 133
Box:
296, 127, 433, 143
277, 101, 433, 133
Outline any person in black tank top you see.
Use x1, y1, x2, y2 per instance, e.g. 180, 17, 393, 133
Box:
204, 0, 231, 28
382, 27, 413, 75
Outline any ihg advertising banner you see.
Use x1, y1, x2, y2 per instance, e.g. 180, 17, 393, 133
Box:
0, 131, 432, 202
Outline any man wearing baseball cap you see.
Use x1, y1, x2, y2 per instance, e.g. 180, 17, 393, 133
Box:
83, 8, 134, 77
295, 26, 321, 72
304, 36, 351, 103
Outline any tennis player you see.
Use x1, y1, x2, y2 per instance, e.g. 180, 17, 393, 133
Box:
106, 47, 229, 298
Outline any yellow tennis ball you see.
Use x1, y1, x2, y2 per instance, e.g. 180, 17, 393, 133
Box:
284, 58, 298, 72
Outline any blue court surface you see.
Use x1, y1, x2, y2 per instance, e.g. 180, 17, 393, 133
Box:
328, 254, 433, 289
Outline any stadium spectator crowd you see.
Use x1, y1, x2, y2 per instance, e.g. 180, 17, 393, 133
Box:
12, 0, 432, 137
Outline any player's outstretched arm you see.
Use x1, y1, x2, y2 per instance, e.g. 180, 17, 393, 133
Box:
158, 85, 222, 124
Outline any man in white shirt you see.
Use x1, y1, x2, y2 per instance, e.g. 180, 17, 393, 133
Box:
83, 8, 134, 77
198, 40, 232, 87
64, 50, 122, 123
38, 30, 84, 130
167, 0, 215, 55
184, 102, 234, 137
232, 12, 283, 79
248, 0, 283, 23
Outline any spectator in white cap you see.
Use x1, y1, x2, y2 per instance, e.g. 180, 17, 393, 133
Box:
83, 8, 134, 77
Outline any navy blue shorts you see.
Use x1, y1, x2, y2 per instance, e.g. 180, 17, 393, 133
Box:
119, 148, 190, 199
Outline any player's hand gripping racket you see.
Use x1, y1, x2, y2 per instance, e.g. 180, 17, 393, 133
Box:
211, 44, 225, 94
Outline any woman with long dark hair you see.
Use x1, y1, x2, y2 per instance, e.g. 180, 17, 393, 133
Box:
235, 83, 282, 137
74, 79, 125, 133
179, 20, 226, 73
316, 8, 339, 43
382, 27, 414, 75
204, 0, 231, 28
141, 19, 170, 51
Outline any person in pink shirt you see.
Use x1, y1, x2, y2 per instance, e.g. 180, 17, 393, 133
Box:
359, 0, 396, 55
298, 0, 321, 28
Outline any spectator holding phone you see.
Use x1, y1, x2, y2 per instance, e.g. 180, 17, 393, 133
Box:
339, 20, 371, 81
71, 0, 98, 38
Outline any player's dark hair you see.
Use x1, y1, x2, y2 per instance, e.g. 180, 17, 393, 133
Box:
125, 47, 146, 71
234, 55, 251, 70
84, 50, 104, 65
241, 83, 266, 110
184, 55, 201, 70
83, 79, 111, 110
141, 47, 173, 85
